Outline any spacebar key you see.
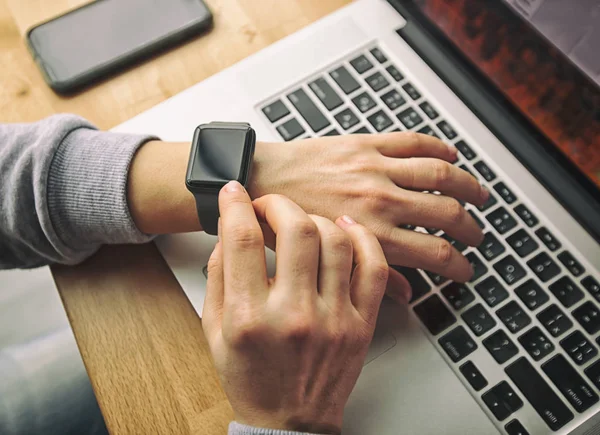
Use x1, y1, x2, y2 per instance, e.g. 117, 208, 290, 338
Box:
506, 357, 573, 431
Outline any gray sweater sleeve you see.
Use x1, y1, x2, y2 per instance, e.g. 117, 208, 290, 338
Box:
0, 114, 156, 269
229, 422, 326, 435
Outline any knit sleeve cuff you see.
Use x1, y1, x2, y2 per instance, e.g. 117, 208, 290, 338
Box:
228, 422, 325, 435
47, 126, 157, 263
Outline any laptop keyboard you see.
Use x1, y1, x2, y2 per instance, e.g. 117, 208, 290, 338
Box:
258, 44, 600, 434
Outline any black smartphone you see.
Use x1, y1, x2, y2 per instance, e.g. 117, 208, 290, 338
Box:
26, 0, 213, 94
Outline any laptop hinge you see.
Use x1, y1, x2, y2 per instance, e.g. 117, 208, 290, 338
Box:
387, 0, 600, 243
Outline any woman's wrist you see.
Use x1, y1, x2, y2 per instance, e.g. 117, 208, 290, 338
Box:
127, 140, 200, 234
126, 140, 280, 235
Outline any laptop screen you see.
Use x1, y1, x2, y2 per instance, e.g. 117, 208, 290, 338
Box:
413, 0, 600, 190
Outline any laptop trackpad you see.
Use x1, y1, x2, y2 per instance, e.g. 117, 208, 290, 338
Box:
343, 299, 500, 435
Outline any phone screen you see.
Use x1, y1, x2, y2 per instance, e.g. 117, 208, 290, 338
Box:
28, 0, 211, 87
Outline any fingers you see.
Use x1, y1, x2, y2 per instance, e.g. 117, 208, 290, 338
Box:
366, 131, 457, 161
219, 181, 269, 306
309, 215, 353, 307
202, 242, 224, 343
253, 194, 321, 296
396, 190, 484, 247
385, 157, 488, 206
385, 267, 412, 305
383, 228, 473, 283
336, 216, 389, 325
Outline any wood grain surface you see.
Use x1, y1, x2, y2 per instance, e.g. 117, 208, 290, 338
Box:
0, 0, 349, 433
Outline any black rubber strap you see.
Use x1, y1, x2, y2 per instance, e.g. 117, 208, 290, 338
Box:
195, 191, 219, 235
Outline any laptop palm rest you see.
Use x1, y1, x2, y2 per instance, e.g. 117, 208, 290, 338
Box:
344, 299, 500, 434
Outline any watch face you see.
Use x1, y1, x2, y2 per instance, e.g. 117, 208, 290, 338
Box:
186, 125, 254, 190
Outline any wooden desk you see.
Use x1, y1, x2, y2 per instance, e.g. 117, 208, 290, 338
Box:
0, 0, 349, 433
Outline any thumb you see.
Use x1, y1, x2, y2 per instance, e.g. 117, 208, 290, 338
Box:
385, 267, 412, 304
202, 242, 224, 344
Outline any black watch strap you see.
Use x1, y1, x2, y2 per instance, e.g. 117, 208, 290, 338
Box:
195, 191, 219, 235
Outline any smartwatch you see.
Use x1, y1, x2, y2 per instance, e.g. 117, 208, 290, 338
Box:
185, 121, 256, 235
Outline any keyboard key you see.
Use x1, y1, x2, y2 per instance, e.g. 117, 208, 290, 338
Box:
478, 232, 505, 261
549, 276, 584, 308
484, 330, 518, 363
535, 227, 561, 251
276, 118, 305, 141
262, 100, 290, 123
557, 251, 585, 277
438, 326, 477, 362
538, 304, 573, 337
323, 129, 340, 136
385, 64, 403, 81
483, 381, 523, 421
561, 331, 597, 365
468, 209, 485, 229
584, 359, 600, 391
365, 72, 389, 92
402, 82, 421, 100
350, 91, 375, 113
515, 280, 549, 311
507, 229, 539, 258
505, 419, 529, 435
462, 303, 496, 336
494, 182, 517, 205
473, 160, 496, 182
349, 54, 373, 74
494, 255, 527, 286
391, 266, 431, 303
543, 354, 598, 413
442, 283, 475, 310
573, 301, 600, 335
583, 276, 600, 303
497, 301, 531, 334
455, 140, 477, 160
527, 253, 560, 282
419, 101, 439, 120
397, 107, 423, 129
475, 276, 508, 307
367, 110, 393, 132
505, 357, 573, 431
308, 78, 343, 112
441, 233, 467, 252
514, 204, 538, 227
425, 271, 449, 286
460, 361, 488, 391
370, 47, 387, 63
519, 326, 554, 361
436, 120, 457, 139
380, 89, 406, 110
413, 294, 456, 335
465, 252, 488, 282
287, 89, 330, 133
475, 195, 496, 215
329, 66, 360, 94
416, 125, 439, 138
334, 108, 360, 131
351, 126, 371, 134
487, 207, 517, 234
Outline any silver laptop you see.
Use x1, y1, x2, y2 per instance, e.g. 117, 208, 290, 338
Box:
114, 0, 600, 433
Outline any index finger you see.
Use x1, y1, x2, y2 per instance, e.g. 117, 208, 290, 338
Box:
219, 181, 268, 305
336, 216, 389, 326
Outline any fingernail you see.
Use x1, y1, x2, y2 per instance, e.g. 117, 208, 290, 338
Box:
341, 215, 356, 225
447, 145, 458, 160
224, 180, 242, 192
480, 186, 490, 202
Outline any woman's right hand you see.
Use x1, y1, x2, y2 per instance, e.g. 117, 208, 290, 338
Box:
202, 181, 389, 434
